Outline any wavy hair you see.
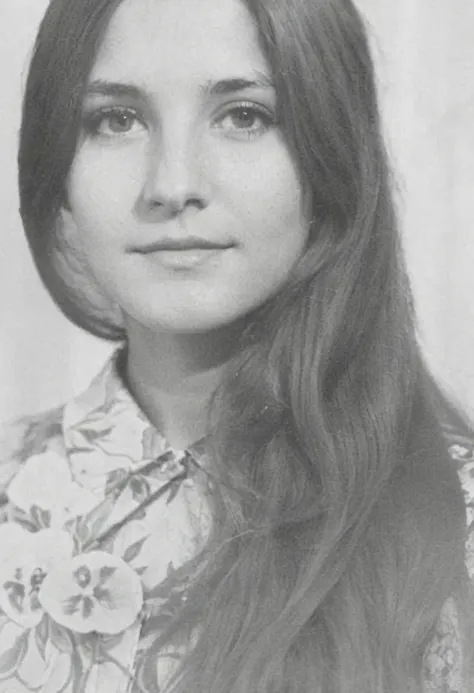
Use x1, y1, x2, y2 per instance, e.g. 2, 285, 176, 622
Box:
18, 0, 472, 691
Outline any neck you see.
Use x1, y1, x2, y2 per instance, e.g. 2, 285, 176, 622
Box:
122, 319, 243, 449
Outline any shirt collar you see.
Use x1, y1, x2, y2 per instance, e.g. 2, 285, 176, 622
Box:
62, 349, 206, 470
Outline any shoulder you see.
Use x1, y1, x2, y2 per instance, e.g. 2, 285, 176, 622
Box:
0, 406, 64, 494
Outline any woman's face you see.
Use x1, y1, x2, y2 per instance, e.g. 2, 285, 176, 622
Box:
67, 0, 310, 334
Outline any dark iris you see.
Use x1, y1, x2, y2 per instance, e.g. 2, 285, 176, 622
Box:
106, 112, 135, 133
231, 108, 260, 129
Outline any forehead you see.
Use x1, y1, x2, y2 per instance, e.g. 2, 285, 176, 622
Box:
90, 0, 269, 87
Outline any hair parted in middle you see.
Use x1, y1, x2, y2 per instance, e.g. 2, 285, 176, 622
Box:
18, 1, 472, 692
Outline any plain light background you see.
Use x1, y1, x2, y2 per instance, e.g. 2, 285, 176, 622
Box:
1, 0, 473, 422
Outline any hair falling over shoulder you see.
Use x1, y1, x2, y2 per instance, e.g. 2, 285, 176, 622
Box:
138, 2, 472, 691
17, 0, 474, 691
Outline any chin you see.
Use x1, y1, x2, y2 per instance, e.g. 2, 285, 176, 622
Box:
130, 309, 246, 336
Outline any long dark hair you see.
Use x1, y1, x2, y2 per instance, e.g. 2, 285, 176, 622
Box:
18, 0, 472, 691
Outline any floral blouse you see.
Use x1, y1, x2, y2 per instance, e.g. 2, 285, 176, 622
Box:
0, 351, 472, 693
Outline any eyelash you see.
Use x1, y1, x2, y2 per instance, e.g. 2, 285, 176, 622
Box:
213, 102, 276, 139
81, 101, 276, 140
82, 106, 145, 138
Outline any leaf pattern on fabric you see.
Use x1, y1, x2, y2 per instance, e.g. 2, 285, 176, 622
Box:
0, 350, 472, 692
7, 453, 98, 527
0, 352, 212, 692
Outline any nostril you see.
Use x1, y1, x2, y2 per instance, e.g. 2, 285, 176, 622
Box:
161, 197, 206, 215
189, 197, 206, 211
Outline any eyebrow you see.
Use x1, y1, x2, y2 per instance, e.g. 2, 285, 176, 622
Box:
85, 74, 275, 101
85, 81, 146, 100
201, 75, 275, 96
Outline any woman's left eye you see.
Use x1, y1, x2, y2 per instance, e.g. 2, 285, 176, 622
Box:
214, 104, 275, 138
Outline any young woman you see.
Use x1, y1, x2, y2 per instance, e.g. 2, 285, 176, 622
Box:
1, 0, 473, 691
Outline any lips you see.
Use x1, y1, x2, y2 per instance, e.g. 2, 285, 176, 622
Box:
131, 235, 233, 270
133, 236, 233, 254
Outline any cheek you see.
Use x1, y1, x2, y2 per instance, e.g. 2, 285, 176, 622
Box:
219, 137, 305, 224
67, 146, 144, 237
232, 157, 307, 248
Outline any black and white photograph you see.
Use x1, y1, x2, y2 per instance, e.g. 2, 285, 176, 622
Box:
0, 1, 473, 691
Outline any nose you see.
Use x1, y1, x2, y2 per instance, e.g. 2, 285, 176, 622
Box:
138, 127, 210, 220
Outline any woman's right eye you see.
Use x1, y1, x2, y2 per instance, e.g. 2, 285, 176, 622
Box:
82, 107, 147, 138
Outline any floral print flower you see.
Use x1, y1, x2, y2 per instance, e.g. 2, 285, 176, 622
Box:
0, 523, 143, 638
0, 525, 74, 629
0, 351, 469, 692
39, 552, 143, 635
0, 353, 206, 691
7, 453, 97, 526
